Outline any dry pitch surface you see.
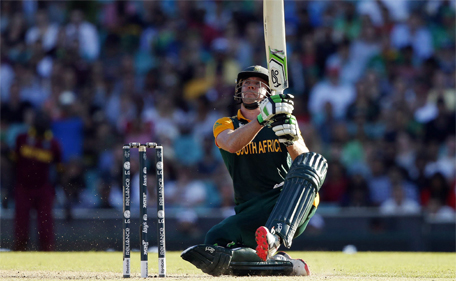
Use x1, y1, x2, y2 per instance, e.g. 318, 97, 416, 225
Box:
0, 251, 455, 280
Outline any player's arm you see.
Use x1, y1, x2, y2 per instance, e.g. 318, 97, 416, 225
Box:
271, 114, 309, 160
216, 121, 263, 154
285, 136, 308, 161
214, 95, 293, 153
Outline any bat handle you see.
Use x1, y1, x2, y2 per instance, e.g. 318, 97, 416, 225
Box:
271, 90, 283, 96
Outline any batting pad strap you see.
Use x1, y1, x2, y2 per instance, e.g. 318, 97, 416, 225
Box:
266, 152, 328, 248
229, 261, 293, 276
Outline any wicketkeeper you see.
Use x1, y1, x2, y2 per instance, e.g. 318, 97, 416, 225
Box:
181, 65, 328, 276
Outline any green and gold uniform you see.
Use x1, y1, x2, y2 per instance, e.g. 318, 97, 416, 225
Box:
206, 110, 319, 249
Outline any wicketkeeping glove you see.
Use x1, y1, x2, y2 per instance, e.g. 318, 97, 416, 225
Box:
257, 94, 294, 126
271, 114, 300, 147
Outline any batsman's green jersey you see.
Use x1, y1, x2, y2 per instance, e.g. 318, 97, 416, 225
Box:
208, 109, 317, 248
213, 110, 291, 205
209, 110, 320, 248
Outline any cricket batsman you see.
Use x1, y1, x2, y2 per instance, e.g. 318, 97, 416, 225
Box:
181, 66, 328, 276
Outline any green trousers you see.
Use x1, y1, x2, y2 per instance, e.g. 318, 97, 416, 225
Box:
205, 188, 317, 249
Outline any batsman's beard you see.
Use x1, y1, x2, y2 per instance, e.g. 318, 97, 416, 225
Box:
242, 90, 265, 109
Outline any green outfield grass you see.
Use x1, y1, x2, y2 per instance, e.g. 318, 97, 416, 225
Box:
0, 251, 455, 280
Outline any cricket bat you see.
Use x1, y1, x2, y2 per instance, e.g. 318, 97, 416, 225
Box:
263, 0, 288, 95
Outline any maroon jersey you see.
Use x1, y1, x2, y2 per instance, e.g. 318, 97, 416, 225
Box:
14, 132, 62, 189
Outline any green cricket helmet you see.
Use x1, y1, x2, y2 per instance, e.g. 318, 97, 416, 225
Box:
234, 65, 271, 109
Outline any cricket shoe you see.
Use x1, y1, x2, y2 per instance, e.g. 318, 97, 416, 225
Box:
255, 226, 281, 261
271, 251, 311, 276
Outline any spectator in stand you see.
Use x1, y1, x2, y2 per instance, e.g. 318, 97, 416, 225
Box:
191, 95, 222, 142
333, 2, 361, 41
65, 9, 99, 61
367, 156, 390, 206
342, 173, 371, 207
425, 198, 455, 221
423, 98, 455, 144
395, 131, 417, 172
232, 21, 263, 69
421, 173, 451, 208
0, 54, 16, 102
390, 11, 434, 60
421, 172, 454, 221
345, 80, 381, 127
206, 37, 241, 87
18, 67, 49, 108
176, 209, 202, 239
412, 79, 439, 124
1, 80, 33, 126
357, 0, 410, 27
321, 160, 348, 204
428, 2, 455, 51
314, 16, 338, 78
427, 70, 455, 113
408, 153, 429, 192
326, 39, 352, 85
394, 45, 420, 84
379, 182, 421, 215
142, 97, 180, 143
299, 34, 318, 91
344, 16, 381, 83
173, 121, 203, 167
387, 165, 419, 203
424, 136, 456, 182
25, 9, 59, 52
196, 134, 222, 178
165, 166, 208, 209
308, 59, 356, 121
4, 12, 28, 57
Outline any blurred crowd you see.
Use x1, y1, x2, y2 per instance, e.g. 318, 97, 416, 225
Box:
1, 0, 455, 224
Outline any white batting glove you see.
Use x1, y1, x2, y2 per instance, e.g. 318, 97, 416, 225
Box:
257, 94, 294, 126
271, 114, 300, 146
